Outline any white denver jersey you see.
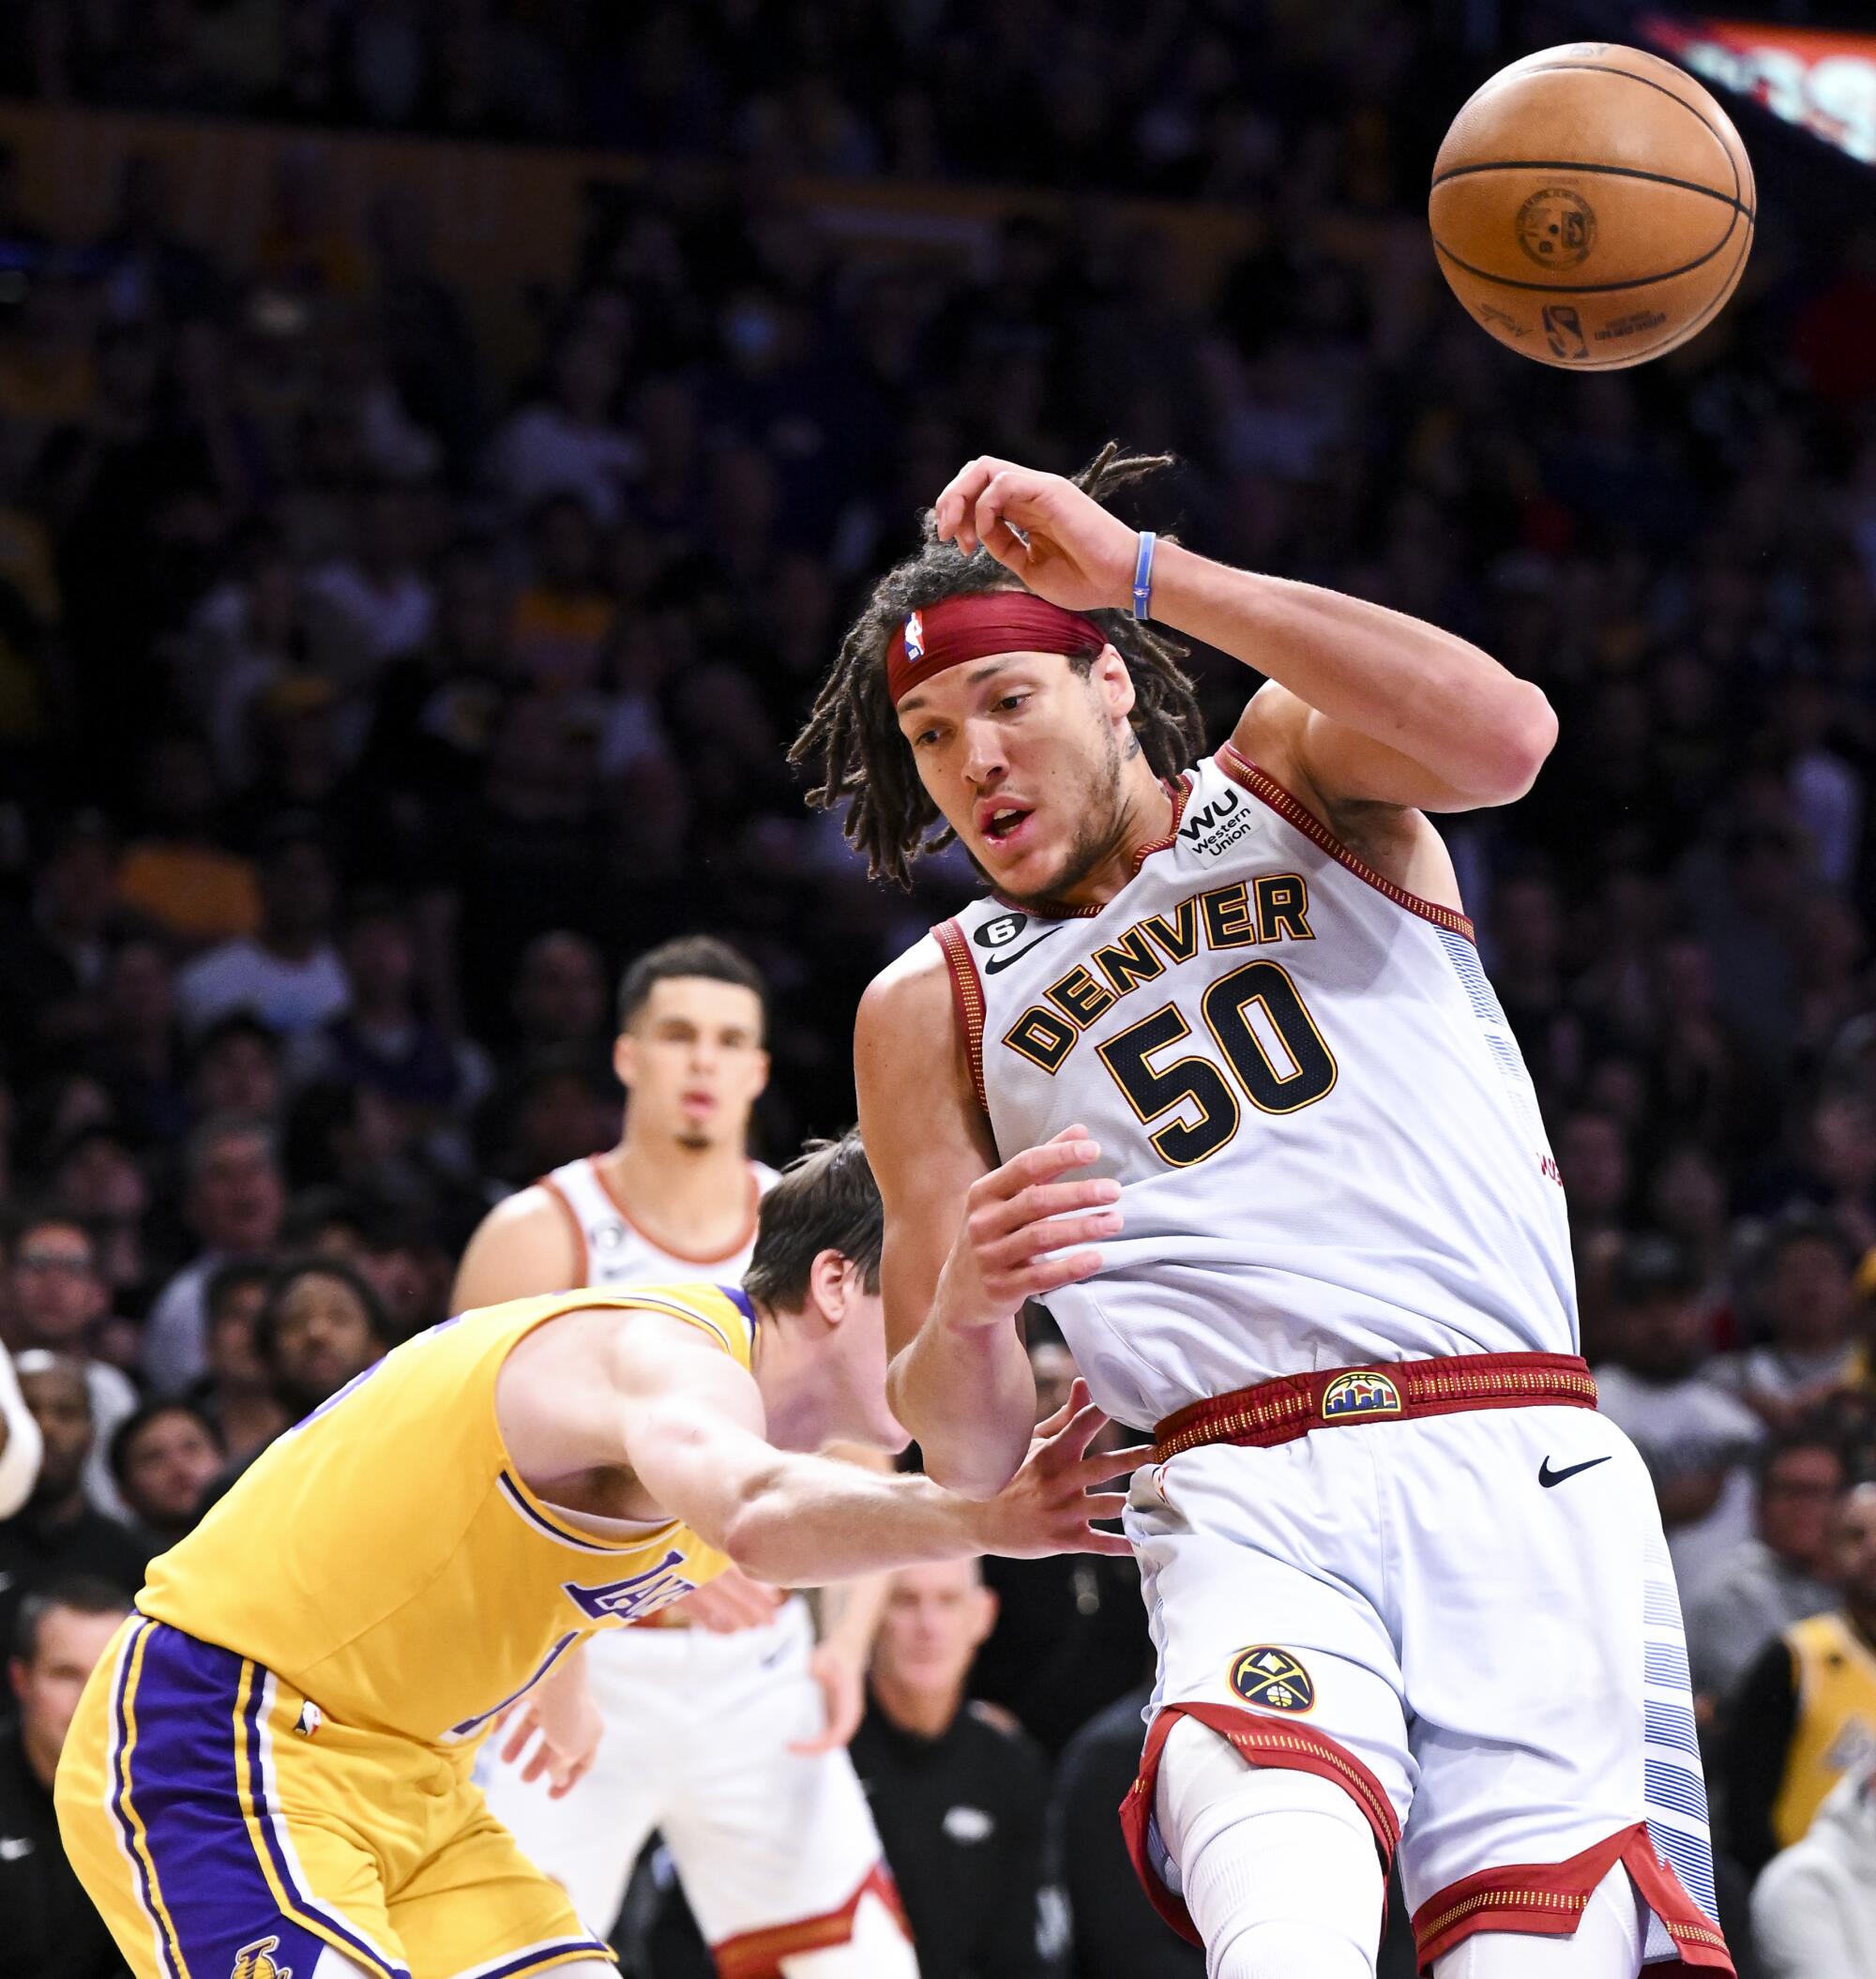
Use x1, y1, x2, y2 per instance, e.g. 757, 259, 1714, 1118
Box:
936, 748, 1577, 1429
537, 1153, 779, 1287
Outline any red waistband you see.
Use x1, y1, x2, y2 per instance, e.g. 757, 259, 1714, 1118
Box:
1152, 1352, 1596, 1465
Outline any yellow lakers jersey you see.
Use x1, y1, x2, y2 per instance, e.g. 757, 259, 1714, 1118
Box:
1772, 1610, 1876, 1849
139, 1284, 754, 1744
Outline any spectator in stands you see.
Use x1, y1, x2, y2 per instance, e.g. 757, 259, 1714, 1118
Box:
851, 1559, 1060, 1979
79, 934, 190, 1147
174, 814, 349, 1038
483, 324, 639, 526
1750, 1761, 1876, 1979
0, 1208, 137, 1516
142, 1116, 286, 1394
108, 1398, 223, 1548
1720, 1482, 1876, 1878
0, 810, 128, 1070
258, 1255, 393, 1419
1050, 1687, 1205, 1979
186, 1256, 285, 1461
184, 1010, 284, 1124
1712, 1212, 1861, 1431
0, 1576, 133, 1979
509, 929, 612, 1075
1594, 1235, 1763, 1592
0, 1352, 146, 1655
286, 888, 488, 1135
1687, 1430, 1845, 1713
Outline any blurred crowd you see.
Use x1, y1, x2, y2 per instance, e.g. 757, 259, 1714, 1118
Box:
0, 3, 1873, 1976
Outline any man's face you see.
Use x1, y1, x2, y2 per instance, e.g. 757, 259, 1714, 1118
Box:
896, 650, 1137, 906
20, 1363, 93, 1501
1829, 1487, 1876, 1610
874, 1561, 997, 1699
1767, 1236, 1853, 1352
515, 937, 604, 1043
189, 1132, 284, 1251
270, 1274, 381, 1411
10, 1604, 127, 1784
614, 978, 768, 1153
120, 1410, 222, 1531
8, 1220, 106, 1346
1759, 1446, 1844, 1569
207, 1279, 271, 1386
1622, 1292, 1706, 1382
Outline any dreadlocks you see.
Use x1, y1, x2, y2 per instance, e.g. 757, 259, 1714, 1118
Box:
789, 445, 1207, 889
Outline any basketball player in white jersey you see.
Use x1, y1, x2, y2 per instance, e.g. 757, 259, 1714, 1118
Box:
791, 448, 1732, 1978
453, 936, 916, 1977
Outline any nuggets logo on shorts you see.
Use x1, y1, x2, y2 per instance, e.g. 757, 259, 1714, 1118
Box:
232, 1938, 291, 1979
1229, 1645, 1315, 1715
1321, 1370, 1402, 1421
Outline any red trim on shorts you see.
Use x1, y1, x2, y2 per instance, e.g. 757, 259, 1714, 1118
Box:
1119, 1700, 1398, 1948
589, 1155, 763, 1265
711, 1861, 911, 1979
534, 1173, 590, 1285
1412, 1824, 1734, 1974
1153, 1352, 1596, 1464
1215, 744, 1475, 943
933, 919, 990, 1116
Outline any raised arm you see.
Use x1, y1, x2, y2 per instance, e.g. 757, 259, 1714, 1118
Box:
933, 454, 1558, 825
855, 944, 1122, 1497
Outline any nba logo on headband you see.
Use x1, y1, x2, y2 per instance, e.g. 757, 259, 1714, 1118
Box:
903, 612, 925, 664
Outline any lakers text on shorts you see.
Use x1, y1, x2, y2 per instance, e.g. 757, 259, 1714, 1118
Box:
54, 1614, 613, 1979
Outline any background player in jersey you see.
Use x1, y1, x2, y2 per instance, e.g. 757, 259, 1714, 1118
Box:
55, 1132, 1137, 1979
455, 936, 909, 1972
792, 449, 1732, 1977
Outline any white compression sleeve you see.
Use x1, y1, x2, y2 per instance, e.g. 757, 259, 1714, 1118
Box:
1155, 1714, 1384, 1979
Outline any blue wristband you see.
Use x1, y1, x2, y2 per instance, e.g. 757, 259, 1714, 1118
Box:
1131, 532, 1157, 621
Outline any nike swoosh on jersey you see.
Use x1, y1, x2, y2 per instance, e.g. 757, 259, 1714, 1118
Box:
983, 929, 1064, 974
1538, 1454, 1612, 1489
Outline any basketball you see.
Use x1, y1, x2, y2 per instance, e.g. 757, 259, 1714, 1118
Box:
1429, 42, 1755, 369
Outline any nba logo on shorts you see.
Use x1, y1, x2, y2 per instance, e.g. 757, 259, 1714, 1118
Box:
232, 1938, 291, 1979
903, 611, 925, 663
1321, 1370, 1402, 1421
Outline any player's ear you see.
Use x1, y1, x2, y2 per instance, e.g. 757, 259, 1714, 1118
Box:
1092, 645, 1136, 724
805, 1247, 852, 1327
971, 1583, 999, 1646
612, 1029, 638, 1091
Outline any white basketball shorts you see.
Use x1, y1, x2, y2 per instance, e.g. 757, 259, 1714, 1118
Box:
481, 1597, 901, 1965
1120, 1402, 1732, 1973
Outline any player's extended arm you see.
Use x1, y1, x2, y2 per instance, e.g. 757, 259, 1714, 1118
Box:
856, 950, 1123, 1497
620, 1334, 1137, 1585
933, 456, 1558, 818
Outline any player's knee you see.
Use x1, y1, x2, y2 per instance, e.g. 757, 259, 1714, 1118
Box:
1157, 1720, 1381, 1979
1212, 1919, 1373, 1979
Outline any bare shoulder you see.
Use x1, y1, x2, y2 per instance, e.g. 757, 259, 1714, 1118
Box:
1229, 681, 1463, 910
451, 1184, 580, 1309
856, 935, 972, 1115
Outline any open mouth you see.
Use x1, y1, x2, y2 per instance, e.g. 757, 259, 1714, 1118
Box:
982, 805, 1033, 845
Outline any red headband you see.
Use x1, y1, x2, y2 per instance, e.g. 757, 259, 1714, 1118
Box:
885, 593, 1107, 704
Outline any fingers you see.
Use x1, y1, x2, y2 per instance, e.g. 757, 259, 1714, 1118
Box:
934, 456, 1021, 554
986, 1174, 1123, 1242
547, 1751, 595, 1800
975, 475, 1034, 574
1033, 1375, 1090, 1439
1074, 1442, 1154, 1484
498, 1708, 537, 1767
1073, 1527, 1139, 1557
973, 1131, 1101, 1206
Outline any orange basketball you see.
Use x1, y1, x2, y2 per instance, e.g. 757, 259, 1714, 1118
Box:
1429, 42, 1755, 370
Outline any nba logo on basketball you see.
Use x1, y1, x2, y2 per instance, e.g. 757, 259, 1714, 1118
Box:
903, 611, 925, 663
1321, 1371, 1403, 1421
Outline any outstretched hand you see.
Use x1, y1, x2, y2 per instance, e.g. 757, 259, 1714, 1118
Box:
932, 457, 1137, 614
936, 1125, 1123, 1334
973, 1378, 1146, 1560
